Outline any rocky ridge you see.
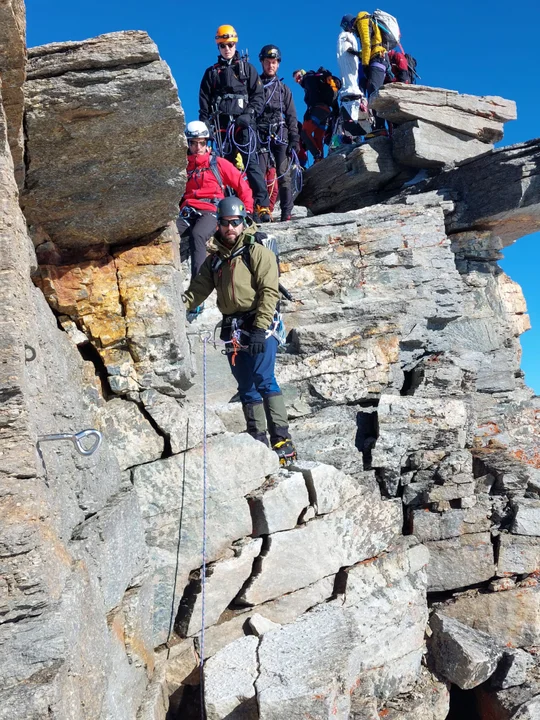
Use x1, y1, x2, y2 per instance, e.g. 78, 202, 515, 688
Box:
1, 9, 540, 720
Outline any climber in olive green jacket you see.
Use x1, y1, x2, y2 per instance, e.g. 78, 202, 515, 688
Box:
182, 196, 296, 466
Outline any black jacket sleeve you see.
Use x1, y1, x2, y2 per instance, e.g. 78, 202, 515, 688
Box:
282, 84, 300, 145
199, 67, 213, 123
245, 63, 265, 117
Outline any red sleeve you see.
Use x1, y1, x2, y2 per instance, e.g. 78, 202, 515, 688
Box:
216, 157, 254, 213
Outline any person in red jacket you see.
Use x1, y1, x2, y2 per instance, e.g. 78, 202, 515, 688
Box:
178, 120, 254, 280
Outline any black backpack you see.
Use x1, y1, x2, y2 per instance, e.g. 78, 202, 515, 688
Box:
405, 54, 419, 84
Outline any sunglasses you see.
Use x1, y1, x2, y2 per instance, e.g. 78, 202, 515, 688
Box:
188, 139, 207, 146
219, 42, 236, 49
218, 217, 244, 228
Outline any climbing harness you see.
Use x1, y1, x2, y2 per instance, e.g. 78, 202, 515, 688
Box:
37, 429, 102, 457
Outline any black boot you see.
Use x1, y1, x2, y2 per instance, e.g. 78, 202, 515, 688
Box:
263, 393, 297, 464
242, 402, 269, 446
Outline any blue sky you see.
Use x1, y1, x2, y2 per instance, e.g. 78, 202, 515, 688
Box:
25, 0, 540, 393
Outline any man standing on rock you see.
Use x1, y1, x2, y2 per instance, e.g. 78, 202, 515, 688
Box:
182, 196, 297, 465
257, 44, 300, 222
199, 25, 273, 223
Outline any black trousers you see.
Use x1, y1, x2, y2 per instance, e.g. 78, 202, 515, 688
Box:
215, 116, 270, 208
177, 210, 217, 278
361, 61, 387, 130
258, 141, 293, 221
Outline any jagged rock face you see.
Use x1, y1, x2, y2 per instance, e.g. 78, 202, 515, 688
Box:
0, 84, 155, 719
0, 0, 26, 185
22, 31, 186, 248
3, 10, 540, 718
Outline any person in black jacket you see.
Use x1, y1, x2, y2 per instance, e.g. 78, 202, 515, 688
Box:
293, 67, 340, 162
199, 25, 272, 222
257, 45, 300, 222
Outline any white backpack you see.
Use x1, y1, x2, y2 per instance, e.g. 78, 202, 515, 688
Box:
372, 9, 401, 50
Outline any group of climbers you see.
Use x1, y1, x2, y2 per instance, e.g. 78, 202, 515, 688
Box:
333, 10, 418, 144
179, 14, 416, 463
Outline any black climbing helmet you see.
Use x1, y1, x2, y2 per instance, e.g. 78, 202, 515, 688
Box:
340, 14, 355, 30
217, 196, 247, 220
259, 45, 282, 63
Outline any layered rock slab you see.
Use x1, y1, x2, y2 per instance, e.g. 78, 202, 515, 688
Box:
23, 31, 186, 248
371, 84, 516, 142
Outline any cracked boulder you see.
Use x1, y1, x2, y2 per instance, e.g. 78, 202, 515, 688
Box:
251, 540, 429, 719
428, 612, 503, 690
204, 635, 260, 720
22, 31, 186, 248
237, 487, 402, 605
132, 433, 279, 644
34, 224, 193, 396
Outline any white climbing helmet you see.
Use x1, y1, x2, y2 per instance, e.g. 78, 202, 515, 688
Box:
185, 120, 210, 140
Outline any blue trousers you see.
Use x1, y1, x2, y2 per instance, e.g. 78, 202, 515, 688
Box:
227, 336, 281, 404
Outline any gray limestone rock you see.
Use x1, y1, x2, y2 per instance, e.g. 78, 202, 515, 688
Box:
23, 31, 186, 248
238, 490, 402, 605
428, 612, 503, 689
177, 538, 263, 637
378, 666, 450, 720
442, 584, 540, 647
392, 120, 494, 168
291, 461, 360, 514
98, 397, 164, 471
411, 500, 491, 542
132, 433, 279, 644
140, 390, 226, 453
371, 84, 515, 142
248, 471, 309, 535
248, 613, 281, 637
70, 486, 148, 613
204, 635, 259, 720
498, 534, 540, 576
0, 0, 26, 185
425, 139, 540, 244
296, 135, 405, 215
511, 498, 540, 536
425, 532, 495, 592
492, 649, 534, 690
255, 540, 428, 719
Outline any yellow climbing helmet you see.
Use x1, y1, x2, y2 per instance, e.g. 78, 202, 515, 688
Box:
215, 25, 238, 44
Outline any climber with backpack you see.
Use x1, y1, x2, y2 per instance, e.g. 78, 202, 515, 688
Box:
335, 14, 370, 143
293, 67, 341, 162
257, 45, 300, 222
178, 120, 253, 290
199, 25, 273, 223
351, 9, 402, 132
182, 196, 297, 465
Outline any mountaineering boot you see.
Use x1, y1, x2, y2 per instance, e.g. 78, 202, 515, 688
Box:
272, 438, 297, 466
256, 205, 272, 223
242, 401, 269, 446
262, 393, 296, 464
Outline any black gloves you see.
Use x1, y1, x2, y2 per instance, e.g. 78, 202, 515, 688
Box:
236, 113, 253, 129
287, 140, 300, 156
248, 328, 267, 356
